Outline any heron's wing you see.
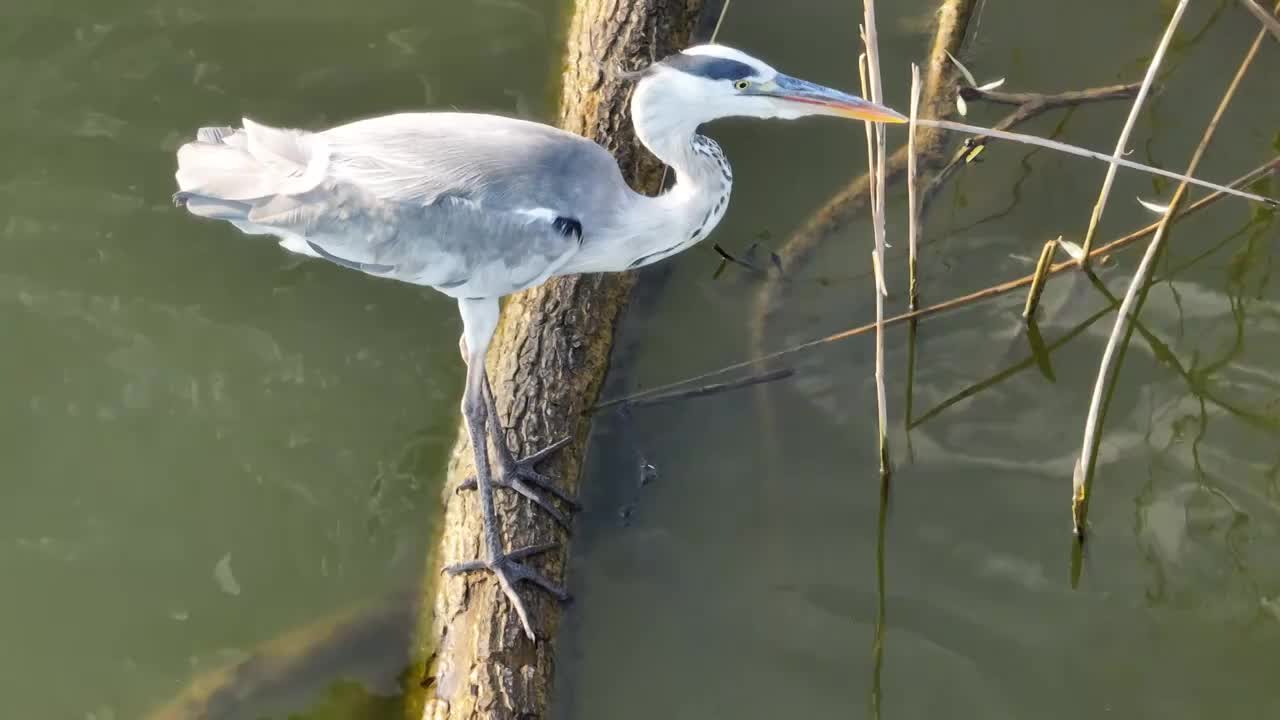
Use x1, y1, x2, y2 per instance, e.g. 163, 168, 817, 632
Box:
319, 113, 626, 214
174, 114, 622, 291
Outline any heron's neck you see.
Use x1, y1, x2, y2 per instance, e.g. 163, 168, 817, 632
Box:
572, 105, 733, 273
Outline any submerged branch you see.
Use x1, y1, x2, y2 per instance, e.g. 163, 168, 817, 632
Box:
144, 592, 416, 720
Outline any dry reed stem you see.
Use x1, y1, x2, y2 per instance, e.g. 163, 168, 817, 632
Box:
1072, 17, 1272, 537
1022, 237, 1059, 320
1238, 0, 1280, 42
1078, 0, 1190, 266
859, 52, 878, 250
871, 250, 889, 470
863, 0, 890, 474
862, 7, 888, 294
907, 63, 923, 310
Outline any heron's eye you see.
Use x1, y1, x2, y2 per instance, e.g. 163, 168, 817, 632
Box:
734, 80, 751, 91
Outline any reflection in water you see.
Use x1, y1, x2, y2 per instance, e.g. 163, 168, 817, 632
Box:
868, 472, 890, 720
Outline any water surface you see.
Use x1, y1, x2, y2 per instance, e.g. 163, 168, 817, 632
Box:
2, 1, 1278, 718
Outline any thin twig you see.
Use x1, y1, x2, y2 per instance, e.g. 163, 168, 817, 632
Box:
914, 118, 1276, 206
601, 368, 793, 411
592, 157, 1279, 413
923, 82, 1143, 210
963, 83, 1149, 107
1238, 0, 1280, 42
907, 64, 923, 311
1079, 0, 1189, 266
1073, 19, 1271, 538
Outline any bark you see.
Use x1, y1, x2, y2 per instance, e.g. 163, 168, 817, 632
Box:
408, 2, 707, 719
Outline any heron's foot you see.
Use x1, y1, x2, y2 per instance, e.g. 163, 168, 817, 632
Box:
443, 542, 569, 640
458, 436, 579, 528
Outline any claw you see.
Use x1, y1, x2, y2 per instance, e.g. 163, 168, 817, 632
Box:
519, 436, 574, 467
457, 436, 580, 526
459, 471, 573, 529
444, 543, 569, 640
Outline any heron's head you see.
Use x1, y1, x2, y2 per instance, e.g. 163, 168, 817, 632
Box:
631, 44, 906, 128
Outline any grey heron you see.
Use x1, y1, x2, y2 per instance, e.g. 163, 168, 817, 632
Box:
173, 44, 906, 639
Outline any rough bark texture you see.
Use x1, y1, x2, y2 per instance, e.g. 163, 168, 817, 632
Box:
409, 2, 706, 718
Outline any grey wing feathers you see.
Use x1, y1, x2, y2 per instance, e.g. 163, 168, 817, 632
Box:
174, 113, 627, 293
318, 113, 625, 213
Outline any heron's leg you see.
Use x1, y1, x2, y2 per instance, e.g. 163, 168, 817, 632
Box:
453, 337, 578, 527
458, 377, 578, 522
443, 298, 568, 641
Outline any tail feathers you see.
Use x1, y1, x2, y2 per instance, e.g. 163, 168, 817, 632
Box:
174, 117, 330, 202
174, 194, 252, 222
176, 142, 283, 200
196, 126, 242, 145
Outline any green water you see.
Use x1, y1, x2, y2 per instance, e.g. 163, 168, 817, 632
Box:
3, 1, 1279, 718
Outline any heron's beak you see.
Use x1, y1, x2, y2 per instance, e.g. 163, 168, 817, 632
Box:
768, 74, 907, 123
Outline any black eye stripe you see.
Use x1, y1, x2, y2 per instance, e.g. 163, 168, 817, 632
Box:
661, 53, 757, 82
